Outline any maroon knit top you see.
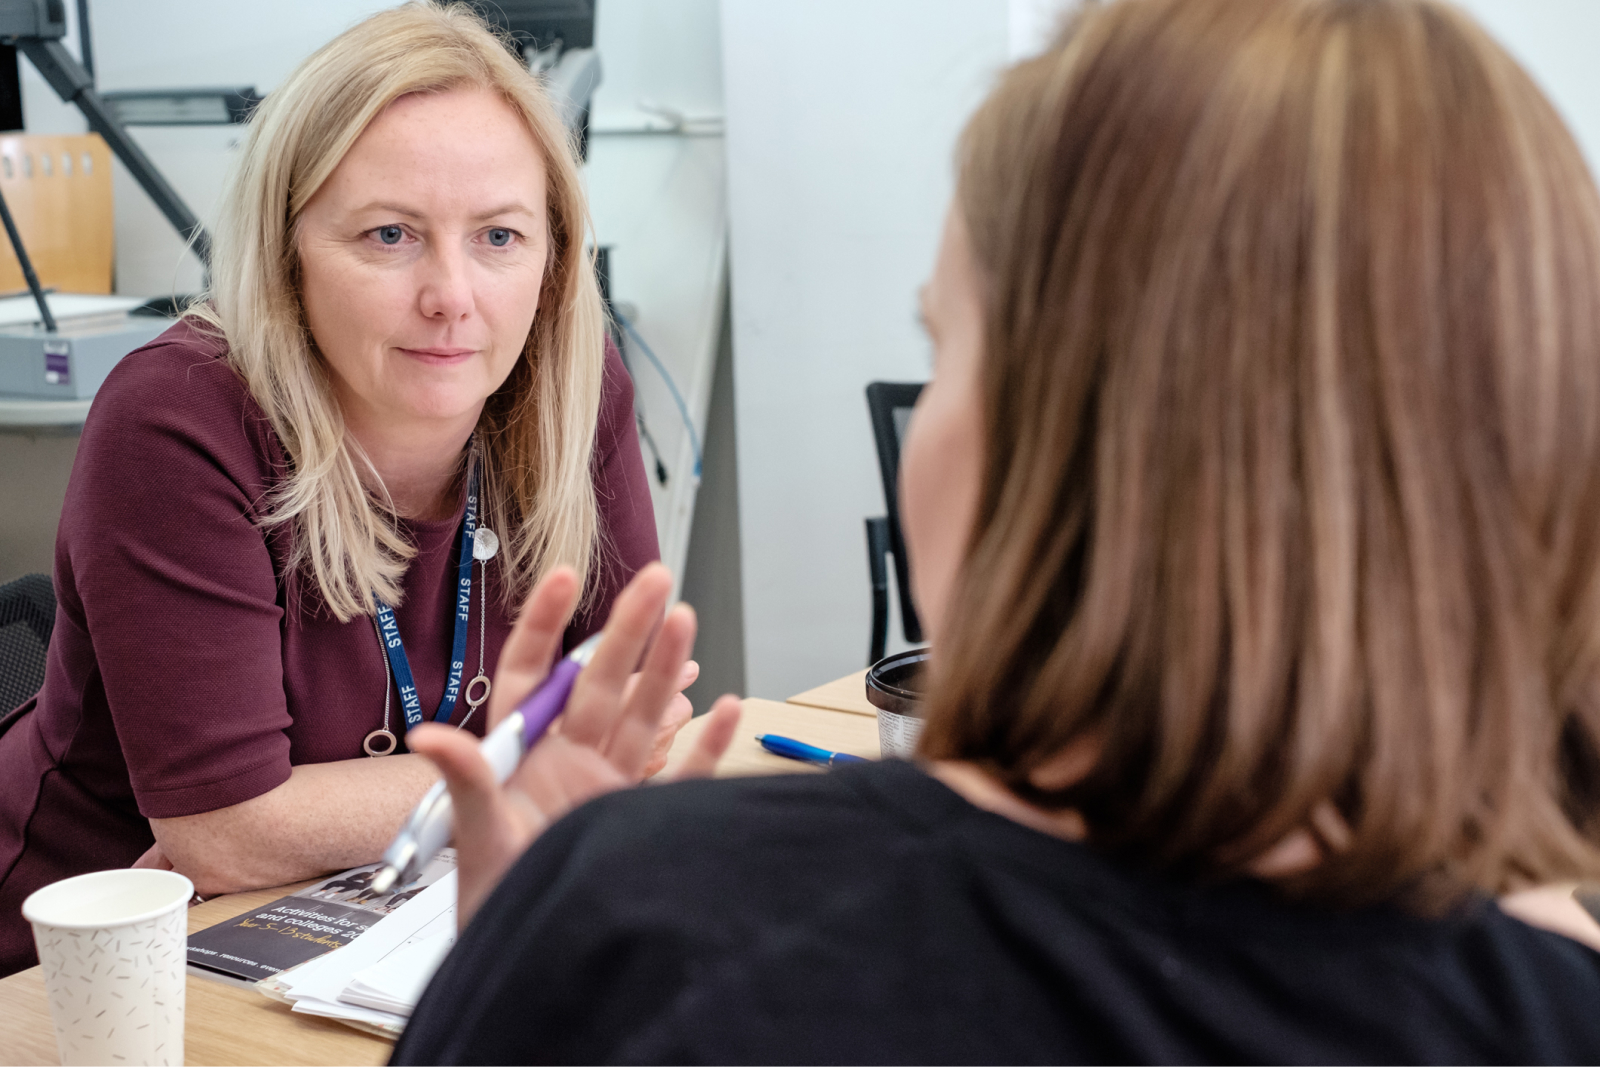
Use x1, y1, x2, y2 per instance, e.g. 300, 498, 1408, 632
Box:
0, 320, 659, 975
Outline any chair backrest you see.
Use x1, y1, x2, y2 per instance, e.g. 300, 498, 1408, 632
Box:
0, 572, 55, 723
866, 381, 925, 644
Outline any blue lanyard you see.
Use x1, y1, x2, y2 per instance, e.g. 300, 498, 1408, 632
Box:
373, 464, 479, 731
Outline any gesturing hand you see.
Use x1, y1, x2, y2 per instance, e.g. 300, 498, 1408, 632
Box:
407, 563, 741, 926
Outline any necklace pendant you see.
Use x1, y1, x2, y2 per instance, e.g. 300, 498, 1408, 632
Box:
472, 527, 499, 561
363, 728, 398, 757
465, 673, 492, 709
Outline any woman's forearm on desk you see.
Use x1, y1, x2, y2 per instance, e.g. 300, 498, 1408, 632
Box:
147, 756, 439, 897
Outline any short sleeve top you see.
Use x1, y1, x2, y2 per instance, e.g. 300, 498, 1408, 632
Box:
0, 319, 658, 975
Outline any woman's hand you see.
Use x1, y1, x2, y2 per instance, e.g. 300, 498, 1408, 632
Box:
621, 660, 697, 779
407, 563, 741, 926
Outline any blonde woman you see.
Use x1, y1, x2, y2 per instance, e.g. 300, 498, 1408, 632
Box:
0, 3, 687, 976
397, 0, 1600, 1060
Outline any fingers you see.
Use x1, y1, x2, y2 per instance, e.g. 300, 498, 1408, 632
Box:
597, 604, 697, 774
561, 564, 675, 747
616, 658, 701, 721
407, 721, 543, 926
507, 733, 631, 820
487, 567, 582, 729
622, 659, 699, 704
639, 694, 694, 779
405, 723, 503, 831
662, 694, 693, 732
670, 695, 742, 780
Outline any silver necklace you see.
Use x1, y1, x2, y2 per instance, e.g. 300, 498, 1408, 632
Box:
459, 526, 499, 728
366, 615, 398, 756
364, 524, 499, 757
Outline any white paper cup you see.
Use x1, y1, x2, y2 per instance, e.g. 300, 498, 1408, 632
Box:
22, 868, 192, 1067
866, 650, 929, 760
876, 708, 925, 759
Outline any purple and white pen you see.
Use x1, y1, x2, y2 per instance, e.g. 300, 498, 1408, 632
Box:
369, 633, 603, 894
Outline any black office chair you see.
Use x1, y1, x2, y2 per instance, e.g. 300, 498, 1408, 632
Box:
0, 572, 54, 739
865, 382, 925, 666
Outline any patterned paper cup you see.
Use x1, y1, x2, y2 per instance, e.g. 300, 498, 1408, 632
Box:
22, 868, 192, 1067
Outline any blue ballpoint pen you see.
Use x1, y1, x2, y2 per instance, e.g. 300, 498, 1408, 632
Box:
369, 633, 603, 894
757, 733, 868, 768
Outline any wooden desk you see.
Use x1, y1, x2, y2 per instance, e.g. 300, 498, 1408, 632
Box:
0, 699, 873, 1065
660, 697, 879, 778
788, 669, 877, 717
0, 883, 392, 1067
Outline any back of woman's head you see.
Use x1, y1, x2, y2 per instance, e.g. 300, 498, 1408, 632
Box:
921, 0, 1600, 909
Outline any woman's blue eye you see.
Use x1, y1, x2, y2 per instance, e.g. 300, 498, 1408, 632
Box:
377, 225, 403, 245
488, 228, 512, 247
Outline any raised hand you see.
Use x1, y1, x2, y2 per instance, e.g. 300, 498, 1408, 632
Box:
407, 563, 741, 925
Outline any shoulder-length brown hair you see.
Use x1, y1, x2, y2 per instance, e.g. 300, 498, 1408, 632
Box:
920, 0, 1600, 910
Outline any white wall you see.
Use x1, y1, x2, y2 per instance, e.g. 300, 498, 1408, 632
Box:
1451, 1, 1600, 174
720, 0, 1010, 699
588, 0, 722, 130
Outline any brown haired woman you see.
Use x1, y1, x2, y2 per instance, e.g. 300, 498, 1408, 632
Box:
394, 0, 1600, 1060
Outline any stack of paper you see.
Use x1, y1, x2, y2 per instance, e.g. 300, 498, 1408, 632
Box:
264, 868, 458, 1033
340, 925, 455, 1015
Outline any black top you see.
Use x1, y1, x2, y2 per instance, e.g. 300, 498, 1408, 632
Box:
395, 760, 1600, 1065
